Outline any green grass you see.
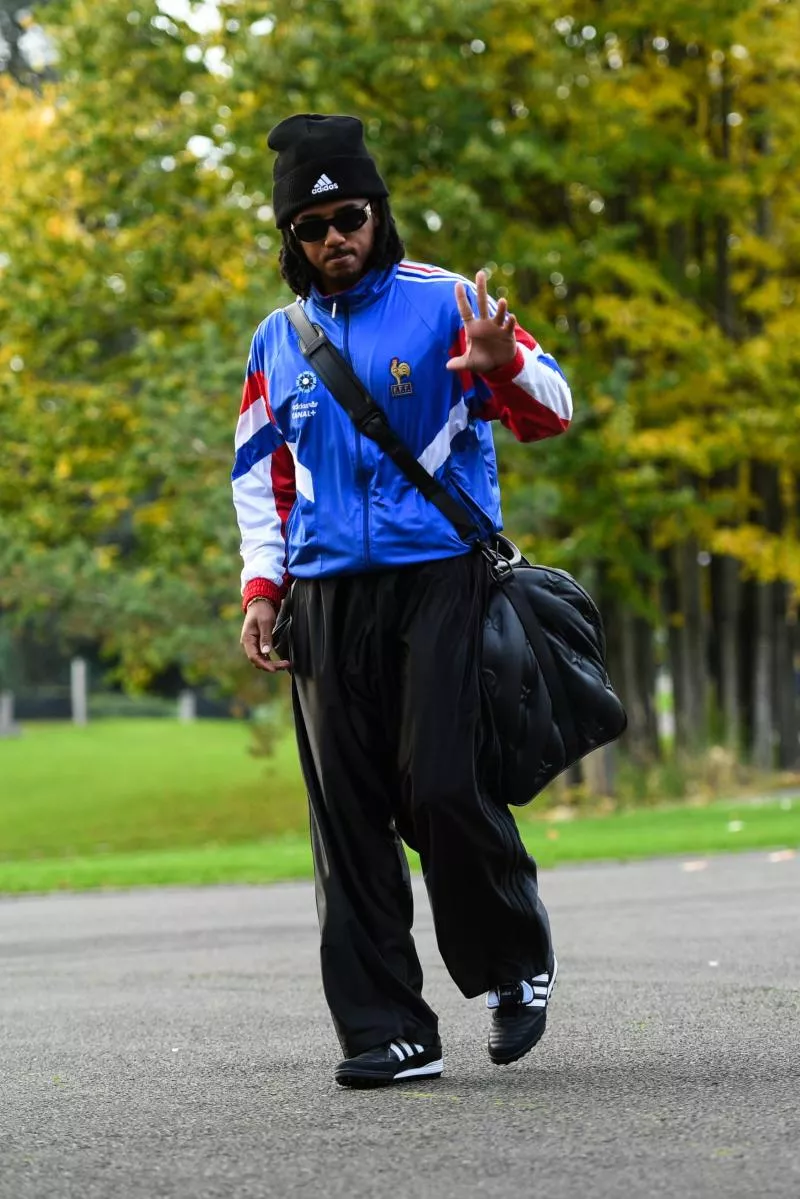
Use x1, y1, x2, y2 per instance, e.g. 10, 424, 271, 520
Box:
0, 799, 796, 895
1, 720, 797, 894
0, 718, 308, 858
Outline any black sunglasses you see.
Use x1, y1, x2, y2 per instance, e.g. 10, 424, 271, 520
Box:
291, 202, 372, 243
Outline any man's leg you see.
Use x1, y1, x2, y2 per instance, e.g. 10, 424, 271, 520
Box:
395, 552, 554, 997
290, 575, 439, 1059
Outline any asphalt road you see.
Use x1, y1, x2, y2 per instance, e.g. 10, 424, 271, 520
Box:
1, 852, 798, 1199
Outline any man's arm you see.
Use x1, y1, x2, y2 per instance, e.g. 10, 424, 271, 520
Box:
447, 271, 573, 443
232, 344, 296, 671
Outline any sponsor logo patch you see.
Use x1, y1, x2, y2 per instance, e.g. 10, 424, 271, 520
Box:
291, 399, 318, 421
296, 369, 318, 393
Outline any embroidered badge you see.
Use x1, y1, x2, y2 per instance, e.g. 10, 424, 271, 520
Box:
389, 357, 414, 398
296, 369, 317, 393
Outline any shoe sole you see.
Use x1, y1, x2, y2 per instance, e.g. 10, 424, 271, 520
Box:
488, 958, 559, 1066
335, 1059, 444, 1089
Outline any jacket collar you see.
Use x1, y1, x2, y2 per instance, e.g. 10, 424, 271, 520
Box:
308, 264, 397, 315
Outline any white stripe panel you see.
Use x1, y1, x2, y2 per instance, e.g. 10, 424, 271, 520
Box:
233, 456, 286, 592
395, 1059, 443, 1079
548, 957, 558, 996
235, 395, 269, 451
390, 1043, 405, 1062
512, 345, 573, 422
399, 261, 471, 282
417, 399, 470, 476
414, 1044, 424, 1054
286, 441, 314, 502
397, 1038, 414, 1059
398, 275, 497, 314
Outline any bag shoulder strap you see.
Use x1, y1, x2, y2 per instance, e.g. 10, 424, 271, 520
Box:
284, 301, 479, 541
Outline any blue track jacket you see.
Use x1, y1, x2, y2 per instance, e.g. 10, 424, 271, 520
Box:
232, 260, 572, 610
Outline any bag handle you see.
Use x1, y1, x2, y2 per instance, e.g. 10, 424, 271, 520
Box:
284, 301, 480, 542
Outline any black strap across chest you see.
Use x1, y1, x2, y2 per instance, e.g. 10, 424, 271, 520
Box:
284, 301, 479, 541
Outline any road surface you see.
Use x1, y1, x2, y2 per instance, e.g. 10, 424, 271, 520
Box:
1, 852, 798, 1198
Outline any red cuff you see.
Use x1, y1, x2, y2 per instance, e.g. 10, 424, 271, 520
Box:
480, 346, 525, 385
242, 577, 285, 613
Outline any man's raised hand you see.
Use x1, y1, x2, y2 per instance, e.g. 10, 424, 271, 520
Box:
447, 270, 518, 376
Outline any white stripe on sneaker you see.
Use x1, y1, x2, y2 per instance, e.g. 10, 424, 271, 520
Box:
389, 1042, 405, 1062
394, 1058, 443, 1080
486, 958, 558, 1009
397, 1038, 414, 1058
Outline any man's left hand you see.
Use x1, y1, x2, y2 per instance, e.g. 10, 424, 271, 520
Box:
447, 270, 518, 376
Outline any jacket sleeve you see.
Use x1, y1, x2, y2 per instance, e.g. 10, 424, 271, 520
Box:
450, 310, 573, 443
231, 339, 296, 611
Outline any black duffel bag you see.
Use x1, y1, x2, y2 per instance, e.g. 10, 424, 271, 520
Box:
282, 302, 627, 805
480, 534, 627, 804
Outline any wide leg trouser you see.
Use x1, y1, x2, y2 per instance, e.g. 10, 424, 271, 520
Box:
289, 551, 553, 1057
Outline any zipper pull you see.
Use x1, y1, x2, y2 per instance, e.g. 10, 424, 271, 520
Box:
331, 300, 338, 321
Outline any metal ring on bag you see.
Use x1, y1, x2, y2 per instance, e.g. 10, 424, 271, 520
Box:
494, 534, 523, 568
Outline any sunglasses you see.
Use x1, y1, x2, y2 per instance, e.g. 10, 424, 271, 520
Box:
291, 202, 372, 243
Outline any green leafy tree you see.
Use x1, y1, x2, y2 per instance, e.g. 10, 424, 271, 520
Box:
1, 0, 798, 768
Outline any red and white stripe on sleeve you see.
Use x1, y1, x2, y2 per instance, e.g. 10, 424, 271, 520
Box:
232, 367, 296, 611
453, 325, 573, 443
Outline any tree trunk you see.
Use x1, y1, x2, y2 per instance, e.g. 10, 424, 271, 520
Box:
712, 554, 742, 753
619, 612, 659, 764
773, 582, 799, 770
663, 551, 689, 752
665, 539, 709, 753
752, 582, 774, 769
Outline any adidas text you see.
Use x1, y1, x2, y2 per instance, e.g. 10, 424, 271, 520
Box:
311, 174, 338, 195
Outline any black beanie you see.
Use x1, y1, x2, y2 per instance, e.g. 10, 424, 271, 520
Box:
268, 113, 389, 228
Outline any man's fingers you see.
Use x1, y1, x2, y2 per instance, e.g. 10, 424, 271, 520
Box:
454, 280, 475, 325
243, 634, 290, 673
475, 270, 489, 319
238, 602, 289, 672
259, 657, 291, 673
446, 354, 468, 372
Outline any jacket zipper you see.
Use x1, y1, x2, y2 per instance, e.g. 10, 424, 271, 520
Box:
343, 308, 371, 567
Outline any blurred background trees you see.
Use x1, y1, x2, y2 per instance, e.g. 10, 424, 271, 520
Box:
1, 0, 798, 781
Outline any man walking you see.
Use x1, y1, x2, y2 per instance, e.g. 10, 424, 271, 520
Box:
233, 113, 572, 1088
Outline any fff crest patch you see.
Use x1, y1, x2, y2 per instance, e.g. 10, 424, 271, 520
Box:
389, 357, 414, 398
296, 369, 318, 394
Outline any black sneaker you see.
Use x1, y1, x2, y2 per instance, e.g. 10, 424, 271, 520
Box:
334, 1038, 443, 1089
487, 957, 558, 1065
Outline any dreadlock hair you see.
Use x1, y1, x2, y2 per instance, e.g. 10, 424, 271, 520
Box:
278, 197, 405, 299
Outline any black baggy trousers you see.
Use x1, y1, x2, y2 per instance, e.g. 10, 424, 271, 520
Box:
289, 550, 553, 1057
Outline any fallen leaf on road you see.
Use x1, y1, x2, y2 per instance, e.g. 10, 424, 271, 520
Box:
767, 849, 796, 863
